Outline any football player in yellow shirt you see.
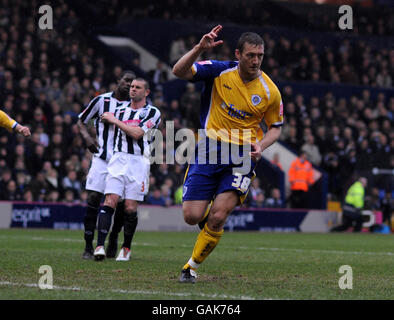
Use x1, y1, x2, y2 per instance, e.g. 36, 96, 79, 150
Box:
173, 25, 283, 283
0, 110, 31, 137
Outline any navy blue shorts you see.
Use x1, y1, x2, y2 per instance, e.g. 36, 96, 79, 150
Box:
182, 162, 256, 203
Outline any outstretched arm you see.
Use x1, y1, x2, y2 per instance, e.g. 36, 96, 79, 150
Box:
172, 25, 223, 80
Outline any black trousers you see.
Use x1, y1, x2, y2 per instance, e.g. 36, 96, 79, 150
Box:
290, 190, 308, 209
331, 204, 363, 232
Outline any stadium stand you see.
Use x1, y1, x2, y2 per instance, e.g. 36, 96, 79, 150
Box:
0, 0, 393, 211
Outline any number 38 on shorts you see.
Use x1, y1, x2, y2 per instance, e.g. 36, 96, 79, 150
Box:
231, 172, 252, 193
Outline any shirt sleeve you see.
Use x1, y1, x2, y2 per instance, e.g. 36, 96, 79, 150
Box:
139, 107, 161, 133
78, 95, 102, 124
0, 110, 17, 132
191, 60, 237, 82
263, 87, 284, 128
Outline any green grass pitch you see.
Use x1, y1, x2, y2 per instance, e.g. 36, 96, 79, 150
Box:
0, 229, 393, 300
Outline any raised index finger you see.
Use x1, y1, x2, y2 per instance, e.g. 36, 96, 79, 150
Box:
211, 25, 222, 35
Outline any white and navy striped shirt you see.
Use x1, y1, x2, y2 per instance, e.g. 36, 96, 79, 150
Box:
78, 92, 130, 162
113, 103, 161, 157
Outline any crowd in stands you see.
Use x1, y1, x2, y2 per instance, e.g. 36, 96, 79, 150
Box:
0, 0, 393, 211
90, 0, 394, 37
281, 86, 393, 198
169, 32, 394, 88
0, 0, 119, 203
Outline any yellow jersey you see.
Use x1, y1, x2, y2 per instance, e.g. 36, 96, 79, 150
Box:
0, 110, 17, 132
191, 60, 283, 145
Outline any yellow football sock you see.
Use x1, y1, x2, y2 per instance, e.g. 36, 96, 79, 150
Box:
183, 224, 224, 270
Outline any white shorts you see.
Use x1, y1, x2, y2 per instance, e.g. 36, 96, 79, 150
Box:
85, 156, 109, 194
104, 152, 150, 201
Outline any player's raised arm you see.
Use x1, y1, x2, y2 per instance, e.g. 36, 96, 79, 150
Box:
172, 25, 224, 80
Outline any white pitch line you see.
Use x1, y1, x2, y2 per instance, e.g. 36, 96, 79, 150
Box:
0, 235, 393, 257
255, 247, 394, 256
0, 281, 266, 300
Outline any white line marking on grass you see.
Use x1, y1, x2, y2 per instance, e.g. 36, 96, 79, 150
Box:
255, 247, 394, 256
1, 235, 393, 257
0, 281, 268, 300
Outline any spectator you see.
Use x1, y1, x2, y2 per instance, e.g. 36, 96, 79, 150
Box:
146, 188, 166, 206
63, 188, 77, 204
288, 151, 314, 209
381, 191, 393, 231
2, 180, 23, 201
27, 144, 47, 176
314, 126, 328, 155
248, 177, 264, 205
147, 60, 169, 85
331, 177, 368, 232
180, 82, 200, 129
46, 190, 60, 202
62, 170, 82, 198
270, 152, 283, 171
23, 189, 34, 202
321, 152, 342, 200
80, 190, 88, 204
264, 188, 284, 208
301, 134, 322, 166
29, 171, 49, 201
169, 36, 187, 65
45, 168, 60, 191
15, 171, 29, 196
161, 184, 173, 207
376, 68, 392, 88
250, 192, 265, 208
283, 126, 301, 152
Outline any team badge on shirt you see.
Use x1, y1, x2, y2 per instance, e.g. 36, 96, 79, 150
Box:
139, 109, 147, 119
251, 94, 262, 106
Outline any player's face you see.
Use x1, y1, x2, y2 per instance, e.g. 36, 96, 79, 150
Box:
130, 80, 148, 102
236, 42, 264, 78
118, 74, 134, 94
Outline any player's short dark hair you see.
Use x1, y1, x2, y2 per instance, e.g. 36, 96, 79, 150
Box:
120, 70, 136, 81
236, 32, 264, 53
134, 77, 150, 90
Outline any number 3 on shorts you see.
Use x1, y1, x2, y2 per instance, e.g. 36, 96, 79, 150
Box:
231, 172, 251, 192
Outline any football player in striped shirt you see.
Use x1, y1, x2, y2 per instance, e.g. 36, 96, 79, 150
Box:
78, 71, 135, 260
0, 110, 31, 137
93, 78, 161, 261
172, 25, 283, 283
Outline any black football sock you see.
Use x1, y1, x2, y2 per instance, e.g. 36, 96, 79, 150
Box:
97, 206, 115, 247
122, 211, 138, 249
110, 201, 125, 240
83, 205, 100, 251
